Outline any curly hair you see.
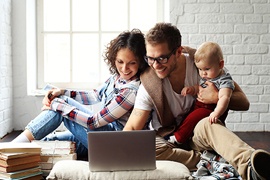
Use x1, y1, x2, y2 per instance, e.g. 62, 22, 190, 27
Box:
145, 22, 182, 52
104, 29, 148, 76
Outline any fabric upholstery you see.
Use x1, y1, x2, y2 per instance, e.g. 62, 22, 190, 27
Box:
46, 160, 192, 180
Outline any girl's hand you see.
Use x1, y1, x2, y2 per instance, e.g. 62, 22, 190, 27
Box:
41, 104, 51, 111
42, 88, 62, 106
42, 90, 53, 107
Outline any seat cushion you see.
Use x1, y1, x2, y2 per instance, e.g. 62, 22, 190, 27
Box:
46, 160, 192, 180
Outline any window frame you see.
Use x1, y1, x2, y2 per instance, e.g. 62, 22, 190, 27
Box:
36, 0, 169, 90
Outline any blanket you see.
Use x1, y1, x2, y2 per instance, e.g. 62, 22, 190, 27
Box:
192, 150, 241, 180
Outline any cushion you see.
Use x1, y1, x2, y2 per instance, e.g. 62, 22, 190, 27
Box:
46, 160, 192, 180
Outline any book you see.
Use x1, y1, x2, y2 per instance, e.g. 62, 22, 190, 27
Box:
0, 153, 40, 160
0, 166, 41, 179
29, 140, 76, 174
0, 161, 40, 173
43, 84, 57, 91
39, 153, 77, 170
0, 172, 43, 180
31, 140, 75, 155
0, 153, 41, 167
40, 153, 77, 163
0, 143, 41, 154
38, 162, 53, 170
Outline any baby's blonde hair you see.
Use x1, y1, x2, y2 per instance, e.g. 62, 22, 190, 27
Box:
194, 42, 223, 64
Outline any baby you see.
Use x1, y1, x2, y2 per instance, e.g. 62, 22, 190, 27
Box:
169, 42, 235, 145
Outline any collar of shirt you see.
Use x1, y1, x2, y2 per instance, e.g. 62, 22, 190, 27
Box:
116, 75, 138, 85
118, 78, 127, 84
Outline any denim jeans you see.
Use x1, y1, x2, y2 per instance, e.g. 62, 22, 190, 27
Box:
26, 96, 124, 157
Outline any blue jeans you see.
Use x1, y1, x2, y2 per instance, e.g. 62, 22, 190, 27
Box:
26, 96, 124, 157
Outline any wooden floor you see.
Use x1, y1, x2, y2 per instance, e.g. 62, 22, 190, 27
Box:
234, 132, 270, 152
0, 131, 269, 152
0, 130, 23, 142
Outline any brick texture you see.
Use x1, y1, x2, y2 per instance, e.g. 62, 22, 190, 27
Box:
172, 0, 270, 131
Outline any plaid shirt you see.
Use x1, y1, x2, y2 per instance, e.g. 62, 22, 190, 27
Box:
50, 74, 140, 130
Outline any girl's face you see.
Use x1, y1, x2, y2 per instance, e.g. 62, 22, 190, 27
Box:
115, 48, 139, 80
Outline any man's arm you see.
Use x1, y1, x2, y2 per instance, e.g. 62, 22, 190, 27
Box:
229, 82, 249, 111
197, 81, 249, 111
123, 108, 151, 130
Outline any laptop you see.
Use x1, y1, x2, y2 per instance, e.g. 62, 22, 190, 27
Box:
87, 130, 156, 172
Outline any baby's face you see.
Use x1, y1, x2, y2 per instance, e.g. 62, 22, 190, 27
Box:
195, 60, 222, 80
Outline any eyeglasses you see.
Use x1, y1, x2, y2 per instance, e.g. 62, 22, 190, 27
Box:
144, 48, 177, 65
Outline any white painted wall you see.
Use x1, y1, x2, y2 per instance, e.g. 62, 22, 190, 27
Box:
0, 0, 13, 137
0, 0, 269, 138
12, 0, 42, 133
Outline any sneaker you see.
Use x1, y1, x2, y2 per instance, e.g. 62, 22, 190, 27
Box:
248, 149, 270, 180
168, 135, 180, 144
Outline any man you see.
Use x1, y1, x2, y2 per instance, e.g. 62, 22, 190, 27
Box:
124, 23, 270, 180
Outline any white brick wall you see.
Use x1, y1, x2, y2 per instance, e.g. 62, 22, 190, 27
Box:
1, 1, 269, 138
0, 0, 13, 137
171, 0, 270, 131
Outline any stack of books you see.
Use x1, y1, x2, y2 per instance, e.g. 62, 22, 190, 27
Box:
0, 142, 43, 179
31, 140, 77, 176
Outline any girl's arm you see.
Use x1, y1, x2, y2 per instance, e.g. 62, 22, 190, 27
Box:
50, 88, 137, 129
63, 89, 100, 105
42, 87, 100, 107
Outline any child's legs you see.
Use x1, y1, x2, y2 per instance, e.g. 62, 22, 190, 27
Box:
174, 108, 212, 143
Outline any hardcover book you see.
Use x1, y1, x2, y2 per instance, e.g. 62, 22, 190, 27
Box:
0, 166, 42, 179
0, 143, 41, 154
31, 140, 75, 155
0, 153, 41, 167
0, 161, 40, 173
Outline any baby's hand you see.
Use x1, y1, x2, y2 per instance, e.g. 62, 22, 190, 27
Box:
209, 112, 219, 124
181, 87, 193, 96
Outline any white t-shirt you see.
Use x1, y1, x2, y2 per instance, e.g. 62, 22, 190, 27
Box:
134, 53, 200, 130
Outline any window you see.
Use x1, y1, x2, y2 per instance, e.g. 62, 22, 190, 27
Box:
37, 0, 169, 90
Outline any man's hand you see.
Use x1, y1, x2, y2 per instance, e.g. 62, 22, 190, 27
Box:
197, 81, 218, 104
